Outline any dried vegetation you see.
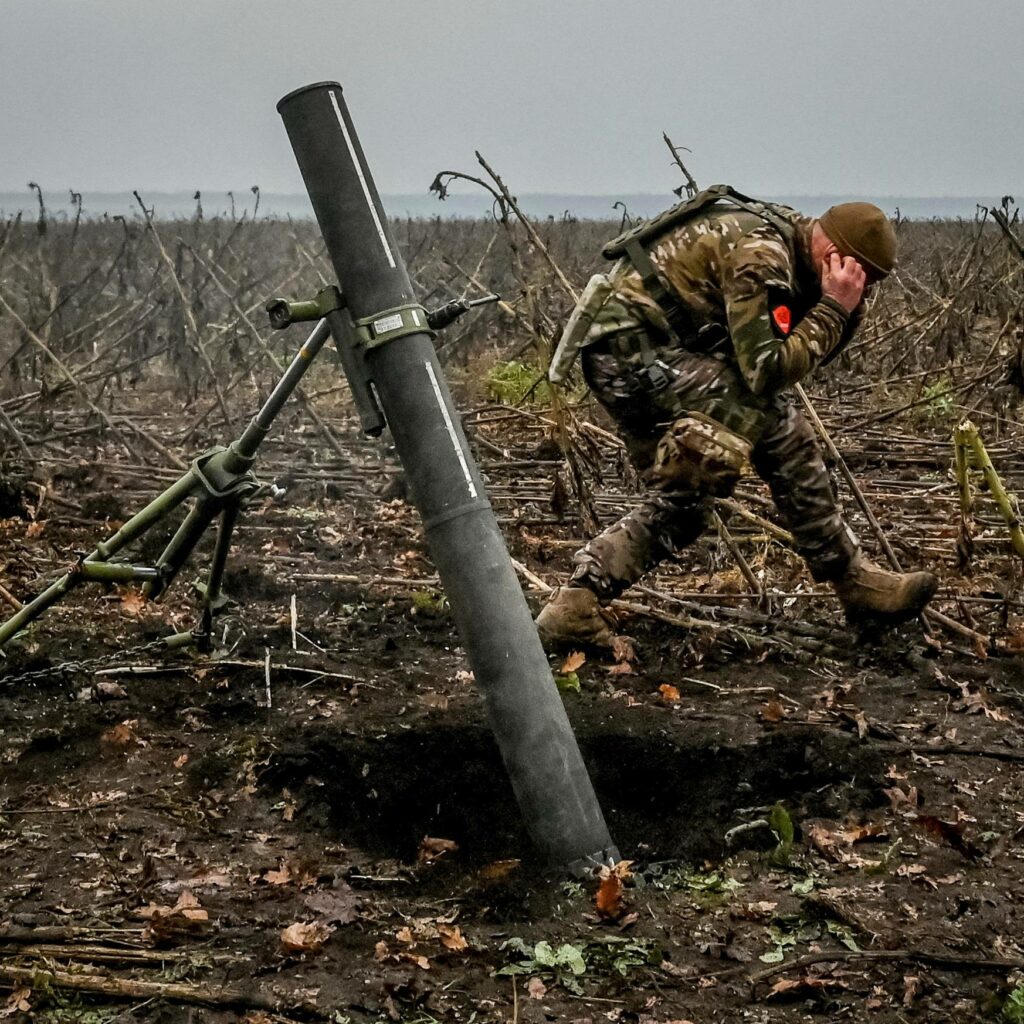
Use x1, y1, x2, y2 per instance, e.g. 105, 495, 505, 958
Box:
1, 184, 1024, 1021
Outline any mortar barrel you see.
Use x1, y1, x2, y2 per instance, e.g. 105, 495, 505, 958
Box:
277, 81, 618, 872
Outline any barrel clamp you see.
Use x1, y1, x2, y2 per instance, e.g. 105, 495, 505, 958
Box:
353, 294, 500, 346
351, 303, 435, 349
265, 289, 502, 349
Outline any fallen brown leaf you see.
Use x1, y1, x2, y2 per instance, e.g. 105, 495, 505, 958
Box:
302, 884, 359, 925
262, 863, 292, 886
560, 650, 586, 673
476, 858, 521, 882
100, 719, 145, 754
882, 785, 919, 813
438, 923, 468, 952
954, 683, 1010, 721
399, 952, 431, 970
768, 974, 849, 999
94, 681, 127, 701
914, 814, 982, 861
595, 860, 632, 920
280, 920, 333, 953
119, 590, 147, 617
527, 976, 547, 1000
418, 836, 458, 863
903, 974, 923, 1006
0, 987, 31, 1018
610, 634, 635, 664
606, 660, 635, 675
135, 889, 210, 942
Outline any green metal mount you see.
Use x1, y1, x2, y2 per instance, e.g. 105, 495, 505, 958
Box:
265, 285, 345, 329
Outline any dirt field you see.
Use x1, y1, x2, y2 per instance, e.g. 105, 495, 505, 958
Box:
2, 206, 1024, 1022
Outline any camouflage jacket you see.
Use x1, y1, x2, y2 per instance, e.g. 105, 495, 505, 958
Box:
591, 204, 859, 396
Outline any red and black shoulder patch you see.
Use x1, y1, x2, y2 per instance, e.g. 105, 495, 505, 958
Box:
766, 286, 796, 337
771, 303, 792, 336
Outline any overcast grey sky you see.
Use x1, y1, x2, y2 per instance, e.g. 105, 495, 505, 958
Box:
3, 0, 1022, 198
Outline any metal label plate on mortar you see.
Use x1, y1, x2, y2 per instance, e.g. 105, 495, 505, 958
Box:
373, 313, 404, 335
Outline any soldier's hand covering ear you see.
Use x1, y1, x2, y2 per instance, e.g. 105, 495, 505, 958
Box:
820, 254, 867, 314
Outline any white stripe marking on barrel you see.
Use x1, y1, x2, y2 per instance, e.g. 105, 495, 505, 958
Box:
425, 360, 477, 499
329, 90, 395, 269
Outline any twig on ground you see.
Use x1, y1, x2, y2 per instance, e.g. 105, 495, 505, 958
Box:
750, 947, 1024, 992
0, 964, 318, 1015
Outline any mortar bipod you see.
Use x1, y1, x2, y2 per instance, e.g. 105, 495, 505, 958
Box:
0, 291, 500, 655
0, 318, 332, 653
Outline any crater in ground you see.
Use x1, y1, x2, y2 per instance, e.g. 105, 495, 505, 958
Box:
261, 712, 885, 866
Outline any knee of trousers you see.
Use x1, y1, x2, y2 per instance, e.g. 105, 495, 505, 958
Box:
647, 414, 750, 498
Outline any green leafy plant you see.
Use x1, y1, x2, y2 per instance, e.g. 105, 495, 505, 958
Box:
768, 803, 794, 866
499, 938, 588, 993
683, 869, 743, 895
587, 937, 661, 977
498, 936, 660, 994
554, 671, 581, 693
758, 920, 820, 964
912, 375, 954, 425
825, 920, 860, 952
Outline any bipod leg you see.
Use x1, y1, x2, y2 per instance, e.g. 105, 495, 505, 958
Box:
195, 500, 242, 653
143, 496, 223, 601
0, 472, 197, 649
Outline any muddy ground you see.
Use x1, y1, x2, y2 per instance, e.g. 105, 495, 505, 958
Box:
1, 391, 1024, 1024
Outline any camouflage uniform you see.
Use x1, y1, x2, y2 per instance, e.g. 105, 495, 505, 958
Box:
569, 203, 861, 600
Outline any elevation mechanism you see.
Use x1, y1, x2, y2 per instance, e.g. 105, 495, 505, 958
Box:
0, 82, 619, 875
276, 81, 618, 873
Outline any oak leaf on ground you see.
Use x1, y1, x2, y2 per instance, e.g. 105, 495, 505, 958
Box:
280, 920, 333, 953
594, 860, 633, 920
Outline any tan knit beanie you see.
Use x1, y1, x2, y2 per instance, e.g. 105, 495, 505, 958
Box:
819, 202, 897, 277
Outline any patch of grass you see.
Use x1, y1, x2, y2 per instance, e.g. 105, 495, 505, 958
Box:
484, 360, 550, 406
30, 986, 122, 1024
410, 589, 448, 617
1005, 984, 1024, 1022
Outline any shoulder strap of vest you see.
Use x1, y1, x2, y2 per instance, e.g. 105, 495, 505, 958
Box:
602, 184, 794, 259
598, 186, 799, 358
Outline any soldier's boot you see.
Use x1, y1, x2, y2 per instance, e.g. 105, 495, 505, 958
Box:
832, 553, 938, 625
535, 586, 617, 647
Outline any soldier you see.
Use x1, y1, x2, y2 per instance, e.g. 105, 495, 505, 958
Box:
536, 188, 938, 646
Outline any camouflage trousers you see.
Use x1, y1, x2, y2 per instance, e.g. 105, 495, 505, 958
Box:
570, 334, 858, 600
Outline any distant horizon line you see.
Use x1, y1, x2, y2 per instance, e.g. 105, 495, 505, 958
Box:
2, 188, 1012, 223
0, 187, 1017, 200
